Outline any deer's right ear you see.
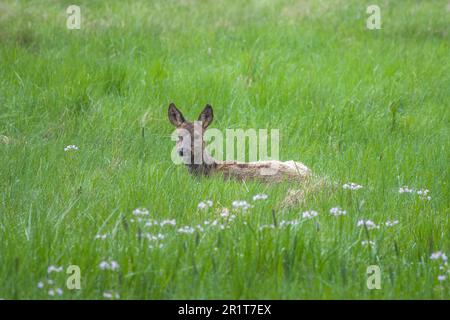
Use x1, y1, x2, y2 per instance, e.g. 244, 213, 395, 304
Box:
198, 104, 213, 129
168, 103, 185, 127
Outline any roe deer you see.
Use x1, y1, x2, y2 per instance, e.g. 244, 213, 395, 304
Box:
168, 103, 311, 184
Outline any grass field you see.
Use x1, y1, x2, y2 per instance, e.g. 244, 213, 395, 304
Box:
0, 0, 449, 299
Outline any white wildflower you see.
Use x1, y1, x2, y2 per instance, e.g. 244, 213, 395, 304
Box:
220, 208, 230, 217
64, 145, 79, 152
232, 200, 252, 211
132, 208, 149, 216
417, 189, 431, 200
37, 281, 44, 289
279, 219, 300, 228
416, 189, 429, 196
385, 220, 399, 227
198, 200, 213, 210
110, 261, 119, 271
329, 207, 347, 216
253, 194, 268, 201
399, 186, 414, 194
177, 226, 196, 234
430, 251, 448, 262
103, 291, 120, 299
47, 265, 63, 273
144, 220, 155, 227
160, 219, 176, 227
95, 233, 109, 240
144, 233, 165, 241
357, 220, 379, 230
99, 260, 120, 271
343, 183, 363, 190
47, 288, 62, 296
438, 275, 447, 282
399, 187, 431, 200
302, 210, 318, 219
197, 202, 208, 209
47, 265, 64, 274
361, 240, 376, 246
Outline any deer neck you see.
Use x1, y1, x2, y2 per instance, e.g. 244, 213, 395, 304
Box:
184, 150, 264, 180
186, 150, 217, 176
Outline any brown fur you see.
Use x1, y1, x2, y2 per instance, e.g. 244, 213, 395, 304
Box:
168, 103, 314, 205
215, 160, 310, 183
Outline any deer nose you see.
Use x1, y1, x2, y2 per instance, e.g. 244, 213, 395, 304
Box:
179, 150, 184, 157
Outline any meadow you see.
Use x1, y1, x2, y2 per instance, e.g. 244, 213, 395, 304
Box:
0, 0, 449, 299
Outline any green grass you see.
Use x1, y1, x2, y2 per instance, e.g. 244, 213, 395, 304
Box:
0, 0, 449, 299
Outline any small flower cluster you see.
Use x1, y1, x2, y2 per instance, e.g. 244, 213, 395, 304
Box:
430, 251, 449, 282
398, 186, 415, 194
232, 200, 253, 211
132, 207, 149, 216
145, 219, 176, 227
343, 183, 363, 190
177, 225, 201, 234
329, 207, 347, 216
302, 210, 318, 219
196, 194, 266, 216
361, 240, 376, 246
399, 186, 431, 200
357, 220, 379, 230
430, 251, 448, 261
218, 208, 231, 218
385, 220, 399, 227
103, 291, 120, 299
358, 219, 400, 230
143, 219, 176, 249
253, 194, 268, 201
47, 265, 64, 274
37, 279, 63, 297
130, 207, 151, 224
259, 224, 275, 231
198, 200, 213, 210
259, 209, 319, 231
143, 233, 165, 241
95, 233, 109, 240
178, 217, 234, 234
99, 260, 120, 271
279, 219, 301, 228
416, 189, 431, 201
64, 145, 79, 152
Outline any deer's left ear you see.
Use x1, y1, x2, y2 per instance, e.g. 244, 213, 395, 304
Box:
168, 103, 185, 127
198, 104, 214, 129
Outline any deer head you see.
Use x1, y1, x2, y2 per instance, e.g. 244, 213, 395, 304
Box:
168, 103, 215, 175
